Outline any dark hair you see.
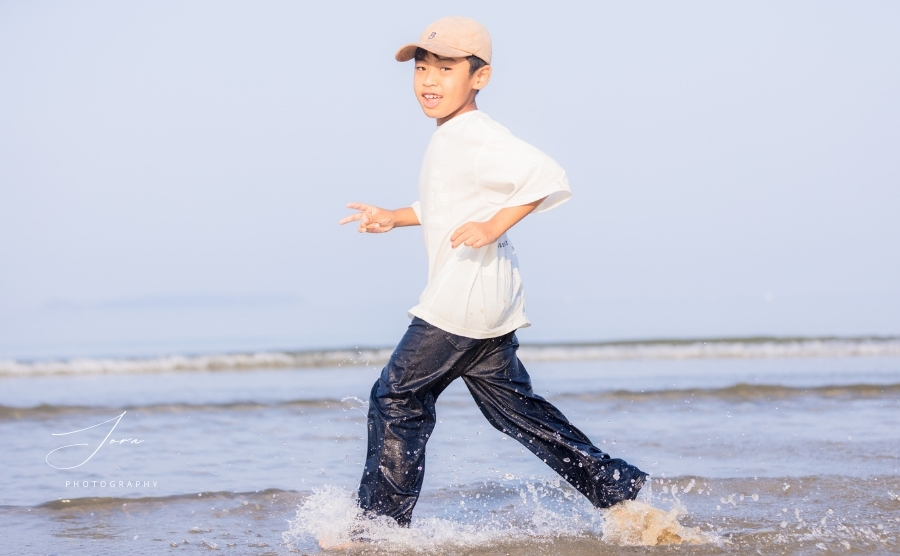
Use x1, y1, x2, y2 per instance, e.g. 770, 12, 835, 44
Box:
414, 47, 488, 75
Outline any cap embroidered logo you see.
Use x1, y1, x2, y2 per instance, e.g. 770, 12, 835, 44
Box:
428, 32, 436, 39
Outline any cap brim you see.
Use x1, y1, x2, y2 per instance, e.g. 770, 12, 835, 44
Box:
395, 41, 473, 62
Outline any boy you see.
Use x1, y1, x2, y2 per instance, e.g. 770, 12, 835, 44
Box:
340, 16, 647, 527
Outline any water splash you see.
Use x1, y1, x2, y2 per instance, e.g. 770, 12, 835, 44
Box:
601, 499, 712, 546
340, 396, 369, 415
283, 482, 713, 552
283, 485, 522, 551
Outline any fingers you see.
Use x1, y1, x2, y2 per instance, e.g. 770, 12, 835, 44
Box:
451, 224, 481, 248
338, 203, 371, 225
358, 224, 383, 233
450, 223, 470, 245
450, 227, 467, 248
451, 222, 497, 248
341, 202, 395, 234
356, 214, 385, 234
338, 213, 364, 225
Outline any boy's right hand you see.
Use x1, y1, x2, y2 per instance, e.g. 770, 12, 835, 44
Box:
339, 203, 397, 233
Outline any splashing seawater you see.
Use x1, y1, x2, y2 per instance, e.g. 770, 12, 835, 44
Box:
283, 483, 714, 552
602, 499, 711, 546
283, 485, 521, 551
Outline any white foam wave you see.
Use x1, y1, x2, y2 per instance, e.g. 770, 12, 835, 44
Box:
0, 348, 393, 377
3, 337, 899, 377
519, 337, 900, 362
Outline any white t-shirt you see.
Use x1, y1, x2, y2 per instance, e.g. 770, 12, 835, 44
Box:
408, 110, 571, 339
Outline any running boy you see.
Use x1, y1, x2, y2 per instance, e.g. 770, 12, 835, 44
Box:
340, 16, 647, 527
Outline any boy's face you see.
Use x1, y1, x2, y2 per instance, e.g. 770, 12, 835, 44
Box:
414, 52, 491, 125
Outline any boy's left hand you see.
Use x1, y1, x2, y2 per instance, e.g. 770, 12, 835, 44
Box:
450, 198, 546, 249
451, 221, 499, 249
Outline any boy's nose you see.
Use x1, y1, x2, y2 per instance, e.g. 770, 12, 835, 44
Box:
422, 68, 439, 86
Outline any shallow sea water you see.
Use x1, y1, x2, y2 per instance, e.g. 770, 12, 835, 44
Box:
1, 350, 898, 554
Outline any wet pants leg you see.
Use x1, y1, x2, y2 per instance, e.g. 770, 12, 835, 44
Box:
357, 318, 647, 526
459, 334, 648, 509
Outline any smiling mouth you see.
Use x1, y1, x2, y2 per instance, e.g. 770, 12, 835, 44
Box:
421, 93, 442, 109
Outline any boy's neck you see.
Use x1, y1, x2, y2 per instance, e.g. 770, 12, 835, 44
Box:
437, 99, 478, 126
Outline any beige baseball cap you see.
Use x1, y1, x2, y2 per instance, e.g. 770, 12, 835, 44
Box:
395, 16, 492, 64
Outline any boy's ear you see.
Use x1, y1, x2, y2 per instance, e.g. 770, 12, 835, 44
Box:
473, 65, 492, 91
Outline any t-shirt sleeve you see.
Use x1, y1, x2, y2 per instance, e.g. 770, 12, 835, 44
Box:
475, 133, 572, 214
410, 200, 422, 224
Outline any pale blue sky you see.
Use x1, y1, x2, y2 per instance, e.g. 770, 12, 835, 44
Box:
1, 1, 898, 360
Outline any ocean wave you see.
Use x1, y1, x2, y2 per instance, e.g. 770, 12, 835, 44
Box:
33, 487, 292, 511
3, 383, 897, 421
0, 397, 356, 420
2, 337, 899, 377
555, 382, 900, 402
522, 337, 900, 361
0, 348, 394, 377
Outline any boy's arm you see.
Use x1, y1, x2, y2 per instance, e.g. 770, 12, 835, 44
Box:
339, 203, 420, 233
451, 197, 546, 248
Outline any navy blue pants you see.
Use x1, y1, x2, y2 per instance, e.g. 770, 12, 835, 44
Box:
358, 318, 647, 526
